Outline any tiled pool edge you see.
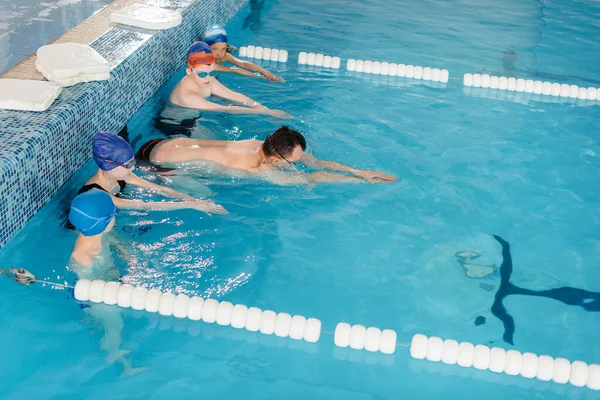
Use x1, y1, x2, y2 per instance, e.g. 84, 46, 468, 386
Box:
0, 0, 249, 248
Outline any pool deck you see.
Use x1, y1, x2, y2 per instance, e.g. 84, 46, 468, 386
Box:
0, 0, 249, 247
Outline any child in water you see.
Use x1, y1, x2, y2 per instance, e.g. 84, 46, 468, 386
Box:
201, 24, 285, 82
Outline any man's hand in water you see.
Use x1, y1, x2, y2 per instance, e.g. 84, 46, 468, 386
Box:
264, 73, 285, 83
189, 200, 228, 216
355, 170, 397, 183
266, 109, 293, 119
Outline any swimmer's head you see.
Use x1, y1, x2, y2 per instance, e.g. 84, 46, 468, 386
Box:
262, 126, 306, 166
186, 42, 216, 86
92, 131, 135, 179
69, 189, 118, 237
203, 25, 228, 62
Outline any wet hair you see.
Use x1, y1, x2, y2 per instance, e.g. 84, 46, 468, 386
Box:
262, 126, 306, 158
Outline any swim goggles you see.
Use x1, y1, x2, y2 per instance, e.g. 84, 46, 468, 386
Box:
195, 70, 218, 78
94, 154, 136, 169
275, 149, 298, 171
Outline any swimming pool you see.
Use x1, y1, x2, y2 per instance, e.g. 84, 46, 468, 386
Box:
1, 0, 599, 398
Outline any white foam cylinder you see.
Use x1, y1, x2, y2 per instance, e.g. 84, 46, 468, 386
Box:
489, 347, 506, 373
410, 334, 428, 359
507, 77, 517, 91
588, 87, 597, 100
274, 312, 292, 337
457, 342, 475, 367
552, 357, 571, 384
505, 350, 522, 376
550, 83, 561, 96
372, 61, 382, 75
481, 74, 491, 88
145, 289, 162, 313
405, 65, 415, 78
441, 339, 459, 365
131, 287, 148, 310
306, 53, 316, 66
278, 50, 288, 62
269, 48, 278, 61
472, 74, 481, 87
364, 327, 381, 352
245, 307, 262, 332
187, 296, 204, 320
568, 85, 579, 98
413, 66, 423, 79
74, 279, 91, 301
541, 81, 552, 95
355, 60, 364, 73
254, 47, 263, 59
536, 355, 555, 381
430, 68, 440, 81
346, 59, 356, 71
516, 78, 526, 92
288, 315, 306, 340
259, 310, 277, 335
473, 345, 490, 370
349, 324, 367, 350
173, 294, 189, 318
418, 66, 429, 80
216, 301, 233, 326
323, 55, 332, 68
201, 299, 219, 323
88, 280, 106, 303
230, 304, 248, 329
116, 284, 134, 308
302, 318, 320, 343
158, 292, 175, 316
490, 75, 499, 89
426, 337, 444, 362
498, 76, 508, 90
262, 48, 271, 60
534, 80, 543, 94
246, 45, 255, 58
523, 79, 533, 92
334, 322, 351, 347
397, 64, 406, 77
388, 63, 398, 76
440, 69, 449, 83
239, 46, 247, 57
588, 364, 600, 390
520, 352, 538, 378
569, 361, 588, 387
379, 329, 397, 355
363, 60, 373, 74
298, 52, 308, 65
380, 62, 390, 75
331, 56, 341, 69
314, 53, 324, 67
577, 87, 588, 100
559, 84, 570, 97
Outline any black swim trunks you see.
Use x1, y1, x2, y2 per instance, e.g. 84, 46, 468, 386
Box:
135, 139, 175, 173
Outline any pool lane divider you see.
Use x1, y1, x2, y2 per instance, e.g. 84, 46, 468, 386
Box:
463, 73, 599, 100
73, 279, 599, 390
238, 46, 289, 62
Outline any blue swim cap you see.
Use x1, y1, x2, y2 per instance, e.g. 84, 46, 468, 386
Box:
203, 25, 228, 47
69, 189, 118, 236
187, 41, 215, 67
92, 131, 134, 171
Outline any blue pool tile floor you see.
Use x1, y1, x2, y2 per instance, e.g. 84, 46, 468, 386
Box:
0, 0, 113, 73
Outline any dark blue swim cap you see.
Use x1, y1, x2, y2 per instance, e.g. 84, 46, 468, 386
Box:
69, 189, 118, 236
92, 131, 134, 171
187, 41, 214, 67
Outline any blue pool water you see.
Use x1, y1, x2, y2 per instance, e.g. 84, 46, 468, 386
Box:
1, 0, 600, 398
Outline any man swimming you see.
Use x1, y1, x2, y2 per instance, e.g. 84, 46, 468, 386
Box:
202, 24, 284, 82
136, 126, 397, 184
169, 41, 290, 119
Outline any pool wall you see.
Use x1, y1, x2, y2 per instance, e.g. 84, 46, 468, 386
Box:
0, 0, 249, 247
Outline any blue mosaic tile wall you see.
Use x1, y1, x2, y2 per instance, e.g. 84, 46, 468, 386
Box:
0, 0, 249, 248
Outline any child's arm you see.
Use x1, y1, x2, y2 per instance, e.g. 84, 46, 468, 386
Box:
225, 53, 285, 82
216, 63, 262, 79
